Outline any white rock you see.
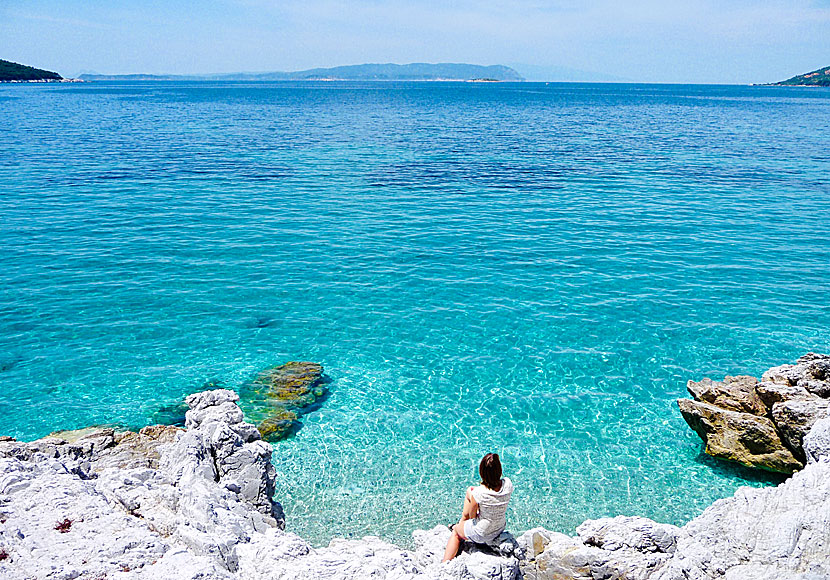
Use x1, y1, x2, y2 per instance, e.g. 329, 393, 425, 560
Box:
803, 417, 830, 464
3, 362, 830, 580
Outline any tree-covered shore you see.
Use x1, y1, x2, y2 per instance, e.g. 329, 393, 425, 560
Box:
0, 59, 62, 82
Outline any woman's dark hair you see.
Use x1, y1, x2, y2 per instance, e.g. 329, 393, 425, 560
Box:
479, 453, 502, 490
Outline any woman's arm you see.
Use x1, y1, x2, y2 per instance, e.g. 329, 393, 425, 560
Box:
462, 486, 479, 521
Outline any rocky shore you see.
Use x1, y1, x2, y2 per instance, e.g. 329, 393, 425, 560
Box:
678, 353, 830, 473
2, 357, 830, 579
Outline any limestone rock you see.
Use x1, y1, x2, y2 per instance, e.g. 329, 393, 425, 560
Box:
762, 353, 830, 397
4, 356, 830, 580
516, 528, 601, 580
677, 398, 803, 473
803, 417, 830, 464
771, 398, 830, 462
576, 516, 680, 555
686, 375, 765, 416
755, 381, 813, 409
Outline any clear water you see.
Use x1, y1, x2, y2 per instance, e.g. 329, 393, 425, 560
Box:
2, 82, 829, 546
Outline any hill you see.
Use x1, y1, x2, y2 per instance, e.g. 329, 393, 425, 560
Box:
775, 65, 830, 86
80, 63, 524, 82
0, 59, 62, 82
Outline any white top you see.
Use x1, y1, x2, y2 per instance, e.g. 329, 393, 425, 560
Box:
470, 477, 513, 542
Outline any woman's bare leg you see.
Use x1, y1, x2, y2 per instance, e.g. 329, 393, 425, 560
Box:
442, 523, 466, 562
443, 488, 477, 562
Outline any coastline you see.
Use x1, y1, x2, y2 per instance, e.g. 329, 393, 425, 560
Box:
0, 78, 83, 83
2, 358, 830, 579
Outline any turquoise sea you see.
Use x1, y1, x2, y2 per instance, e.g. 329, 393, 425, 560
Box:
1, 81, 829, 546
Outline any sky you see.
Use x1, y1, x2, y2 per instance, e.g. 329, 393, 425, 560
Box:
1, 0, 828, 83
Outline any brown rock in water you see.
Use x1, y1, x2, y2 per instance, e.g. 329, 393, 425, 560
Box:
257, 409, 300, 441
242, 361, 327, 442
686, 375, 766, 416
677, 398, 803, 473
252, 361, 325, 408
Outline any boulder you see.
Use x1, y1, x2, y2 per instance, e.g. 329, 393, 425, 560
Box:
518, 524, 671, 580
803, 417, 830, 464
686, 375, 766, 416
755, 381, 813, 409
761, 353, 830, 397
771, 398, 830, 462
677, 398, 803, 473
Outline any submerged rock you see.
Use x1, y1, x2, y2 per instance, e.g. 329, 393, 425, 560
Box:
678, 353, 830, 473
241, 361, 328, 441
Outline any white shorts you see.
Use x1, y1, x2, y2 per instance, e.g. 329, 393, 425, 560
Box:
463, 520, 490, 544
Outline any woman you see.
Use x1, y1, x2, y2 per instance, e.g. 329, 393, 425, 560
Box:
442, 452, 513, 562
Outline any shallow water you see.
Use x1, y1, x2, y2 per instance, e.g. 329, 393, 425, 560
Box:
1, 81, 829, 546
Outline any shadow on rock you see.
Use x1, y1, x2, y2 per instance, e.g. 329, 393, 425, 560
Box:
692, 450, 787, 485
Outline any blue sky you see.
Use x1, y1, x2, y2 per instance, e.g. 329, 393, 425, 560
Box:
1, 0, 828, 82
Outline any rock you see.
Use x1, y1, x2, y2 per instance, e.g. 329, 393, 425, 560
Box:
803, 417, 830, 464
679, 354, 830, 474
677, 398, 803, 473
168, 389, 282, 528
686, 375, 766, 416
576, 516, 680, 555
240, 361, 328, 442
762, 353, 830, 397
771, 398, 830, 462
516, 528, 600, 580
514, 518, 682, 580
4, 355, 830, 579
252, 361, 326, 408
755, 381, 813, 409
257, 409, 300, 441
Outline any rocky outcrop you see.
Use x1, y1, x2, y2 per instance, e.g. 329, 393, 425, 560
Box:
676, 398, 803, 473
239, 361, 328, 441
678, 353, 830, 473
518, 444, 830, 580
0, 387, 515, 580
3, 355, 830, 579
0, 389, 289, 578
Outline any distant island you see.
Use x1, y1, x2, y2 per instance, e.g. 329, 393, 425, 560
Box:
0, 59, 62, 82
775, 65, 830, 86
80, 63, 524, 82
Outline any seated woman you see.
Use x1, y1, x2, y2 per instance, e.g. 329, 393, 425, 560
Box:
442, 452, 514, 562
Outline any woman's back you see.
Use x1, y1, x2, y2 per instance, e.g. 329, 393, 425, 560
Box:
471, 477, 513, 542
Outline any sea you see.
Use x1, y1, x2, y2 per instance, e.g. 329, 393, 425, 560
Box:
1, 81, 829, 546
